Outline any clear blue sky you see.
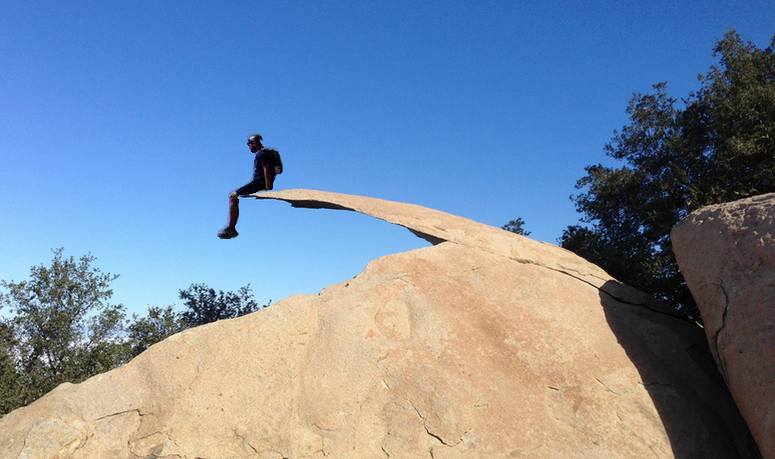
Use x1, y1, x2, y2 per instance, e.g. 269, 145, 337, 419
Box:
2, 1, 773, 315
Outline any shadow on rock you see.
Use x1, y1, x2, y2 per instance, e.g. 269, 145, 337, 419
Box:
600, 281, 760, 458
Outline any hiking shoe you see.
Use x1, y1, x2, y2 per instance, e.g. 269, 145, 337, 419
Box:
217, 227, 239, 239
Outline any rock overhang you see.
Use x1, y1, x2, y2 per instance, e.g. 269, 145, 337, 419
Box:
252, 189, 674, 314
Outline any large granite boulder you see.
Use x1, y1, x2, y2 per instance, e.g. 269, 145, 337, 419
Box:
0, 189, 756, 458
672, 192, 775, 458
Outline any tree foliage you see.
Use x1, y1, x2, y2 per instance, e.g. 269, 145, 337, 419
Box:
0, 249, 130, 411
178, 283, 264, 328
501, 217, 532, 236
561, 31, 775, 318
0, 319, 21, 415
127, 305, 181, 357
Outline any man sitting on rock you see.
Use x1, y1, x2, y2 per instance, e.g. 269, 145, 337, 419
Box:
218, 133, 277, 239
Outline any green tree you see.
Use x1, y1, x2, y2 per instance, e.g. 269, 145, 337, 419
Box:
0, 249, 130, 413
0, 318, 21, 415
501, 217, 531, 236
561, 31, 775, 318
127, 305, 181, 357
178, 283, 265, 328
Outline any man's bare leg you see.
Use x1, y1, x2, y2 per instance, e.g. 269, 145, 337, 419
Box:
228, 192, 239, 229
218, 192, 240, 239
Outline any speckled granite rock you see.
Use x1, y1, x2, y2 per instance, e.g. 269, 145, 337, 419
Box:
672, 192, 775, 458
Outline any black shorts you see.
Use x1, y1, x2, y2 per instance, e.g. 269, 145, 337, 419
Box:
234, 180, 267, 196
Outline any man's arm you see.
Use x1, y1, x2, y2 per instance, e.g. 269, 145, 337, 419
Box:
263, 163, 275, 190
